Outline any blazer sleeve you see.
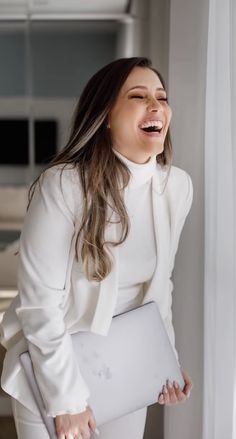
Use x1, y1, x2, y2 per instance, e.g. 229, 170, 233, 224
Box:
15, 166, 90, 417
164, 171, 193, 366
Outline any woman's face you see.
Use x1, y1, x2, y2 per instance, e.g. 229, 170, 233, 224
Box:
108, 67, 172, 164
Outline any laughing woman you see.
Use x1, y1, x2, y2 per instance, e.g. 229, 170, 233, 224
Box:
0, 57, 193, 439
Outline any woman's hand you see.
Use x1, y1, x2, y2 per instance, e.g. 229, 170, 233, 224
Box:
55, 406, 97, 439
158, 368, 194, 406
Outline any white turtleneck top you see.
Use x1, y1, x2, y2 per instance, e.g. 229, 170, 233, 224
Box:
112, 149, 157, 316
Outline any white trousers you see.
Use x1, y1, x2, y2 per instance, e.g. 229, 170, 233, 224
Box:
11, 398, 147, 439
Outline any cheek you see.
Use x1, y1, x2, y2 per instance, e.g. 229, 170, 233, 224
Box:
109, 111, 131, 143
110, 105, 137, 132
111, 113, 129, 134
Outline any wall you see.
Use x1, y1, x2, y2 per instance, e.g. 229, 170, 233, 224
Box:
164, 1, 209, 438
148, 0, 170, 83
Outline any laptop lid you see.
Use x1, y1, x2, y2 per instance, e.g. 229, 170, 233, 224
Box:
20, 301, 185, 437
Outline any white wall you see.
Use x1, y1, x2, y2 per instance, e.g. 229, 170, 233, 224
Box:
148, 0, 170, 84
164, 1, 209, 439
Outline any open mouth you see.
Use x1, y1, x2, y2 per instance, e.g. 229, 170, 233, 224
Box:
141, 126, 162, 133
139, 120, 164, 134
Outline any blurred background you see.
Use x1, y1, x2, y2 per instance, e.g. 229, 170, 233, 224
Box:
0, 1, 235, 439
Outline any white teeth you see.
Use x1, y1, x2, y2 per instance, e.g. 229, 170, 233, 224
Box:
140, 120, 163, 129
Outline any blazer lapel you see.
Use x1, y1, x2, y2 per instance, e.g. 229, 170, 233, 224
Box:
143, 166, 171, 317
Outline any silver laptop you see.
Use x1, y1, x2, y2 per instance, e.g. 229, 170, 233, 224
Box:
20, 301, 184, 438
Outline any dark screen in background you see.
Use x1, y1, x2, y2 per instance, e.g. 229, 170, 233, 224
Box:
0, 119, 57, 165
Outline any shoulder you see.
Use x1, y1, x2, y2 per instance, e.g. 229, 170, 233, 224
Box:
159, 164, 193, 219
168, 165, 193, 196
34, 163, 83, 216
41, 163, 80, 188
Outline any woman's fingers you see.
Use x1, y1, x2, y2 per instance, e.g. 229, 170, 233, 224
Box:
166, 381, 177, 404
88, 408, 97, 433
181, 368, 194, 396
158, 368, 194, 406
158, 382, 178, 405
162, 384, 170, 404
55, 410, 95, 439
80, 427, 91, 439
172, 381, 187, 402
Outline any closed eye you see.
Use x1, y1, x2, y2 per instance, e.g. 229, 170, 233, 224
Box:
129, 95, 144, 99
129, 95, 168, 102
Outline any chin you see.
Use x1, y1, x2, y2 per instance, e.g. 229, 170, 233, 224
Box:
143, 143, 164, 155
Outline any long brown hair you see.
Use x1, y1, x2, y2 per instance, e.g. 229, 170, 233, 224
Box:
29, 57, 173, 281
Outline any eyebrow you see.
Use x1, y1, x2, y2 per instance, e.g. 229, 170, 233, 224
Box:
126, 85, 166, 93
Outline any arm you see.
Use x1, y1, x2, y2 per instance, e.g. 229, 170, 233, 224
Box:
16, 166, 90, 417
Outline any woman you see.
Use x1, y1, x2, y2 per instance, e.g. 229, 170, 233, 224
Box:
0, 57, 193, 439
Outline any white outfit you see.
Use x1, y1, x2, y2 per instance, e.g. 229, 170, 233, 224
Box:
12, 398, 147, 439
0, 150, 193, 429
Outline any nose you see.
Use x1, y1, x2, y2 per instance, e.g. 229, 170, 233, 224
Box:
147, 97, 162, 112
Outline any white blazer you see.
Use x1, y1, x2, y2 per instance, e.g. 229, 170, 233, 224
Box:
0, 162, 193, 417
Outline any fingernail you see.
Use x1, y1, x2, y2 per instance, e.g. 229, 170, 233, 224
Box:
163, 385, 168, 394
95, 428, 100, 436
159, 394, 164, 401
174, 381, 179, 389
186, 392, 190, 398
167, 380, 173, 388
